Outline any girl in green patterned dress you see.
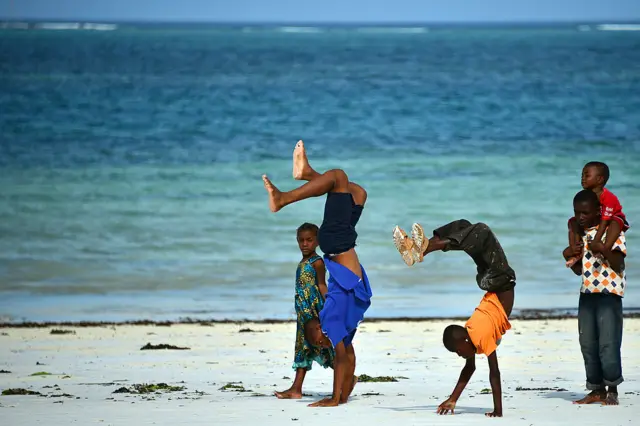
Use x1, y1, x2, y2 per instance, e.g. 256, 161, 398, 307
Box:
275, 223, 335, 399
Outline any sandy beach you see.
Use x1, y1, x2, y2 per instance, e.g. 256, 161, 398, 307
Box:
0, 319, 638, 425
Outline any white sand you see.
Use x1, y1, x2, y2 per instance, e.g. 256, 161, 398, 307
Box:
1, 319, 639, 425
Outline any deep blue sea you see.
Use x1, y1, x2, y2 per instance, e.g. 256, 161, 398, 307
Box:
1, 24, 639, 322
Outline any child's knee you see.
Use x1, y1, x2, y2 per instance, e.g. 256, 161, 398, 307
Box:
474, 222, 491, 234
457, 219, 472, 228
349, 183, 367, 205
330, 169, 350, 191
608, 220, 622, 236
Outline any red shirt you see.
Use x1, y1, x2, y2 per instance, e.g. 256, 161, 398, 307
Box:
600, 188, 626, 222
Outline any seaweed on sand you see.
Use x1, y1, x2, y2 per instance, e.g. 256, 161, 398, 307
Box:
2, 388, 42, 396
50, 329, 75, 335
140, 343, 190, 350
357, 375, 407, 383
113, 383, 186, 394
219, 382, 252, 392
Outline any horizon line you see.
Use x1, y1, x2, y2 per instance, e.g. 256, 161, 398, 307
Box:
2, 18, 640, 25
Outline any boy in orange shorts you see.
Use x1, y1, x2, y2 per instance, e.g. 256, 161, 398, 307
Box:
393, 220, 515, 418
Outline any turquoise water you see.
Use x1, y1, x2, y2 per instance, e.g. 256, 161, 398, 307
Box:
1, 26, 639, 322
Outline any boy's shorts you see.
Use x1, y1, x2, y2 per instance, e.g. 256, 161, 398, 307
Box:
318, 192, 358, 255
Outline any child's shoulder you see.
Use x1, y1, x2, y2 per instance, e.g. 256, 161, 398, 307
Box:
601, 187, 622, 204
300, 254, 324, 266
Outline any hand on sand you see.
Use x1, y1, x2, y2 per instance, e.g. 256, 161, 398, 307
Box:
436, 398, 456, 415
485, 410, 503, 417
308, 397, 340, 407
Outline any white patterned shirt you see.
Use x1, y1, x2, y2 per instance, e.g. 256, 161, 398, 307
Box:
580, 226, 627, 297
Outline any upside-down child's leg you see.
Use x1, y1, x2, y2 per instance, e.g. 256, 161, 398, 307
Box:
292, 140, 368, 209
293, 140, 322, 181
348, 182, 367, 207
263, 168, 350, 212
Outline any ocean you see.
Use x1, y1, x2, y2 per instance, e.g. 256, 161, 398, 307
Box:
1, 24, 639, 323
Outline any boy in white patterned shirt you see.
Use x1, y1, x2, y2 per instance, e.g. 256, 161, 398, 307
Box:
563, 189, 627, 406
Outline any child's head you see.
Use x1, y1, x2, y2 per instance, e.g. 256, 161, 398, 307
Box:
297, 222, 319, 257
442, 325, 475, 359
573, 189, 600, 229
304, 318, 331, 348
581, 161, 610, 190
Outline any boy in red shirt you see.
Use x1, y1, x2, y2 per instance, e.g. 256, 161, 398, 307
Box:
566, 162, 629, 267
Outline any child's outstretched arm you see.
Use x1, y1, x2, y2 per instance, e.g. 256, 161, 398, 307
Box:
312, 259, 328, 298
308, 341, 347, 407
437, 356, 476, 415
486, 352, 503, 417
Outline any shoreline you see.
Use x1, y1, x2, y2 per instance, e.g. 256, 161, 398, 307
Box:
3, 308, 640, 327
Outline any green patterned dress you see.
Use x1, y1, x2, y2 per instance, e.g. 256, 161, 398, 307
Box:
292, 254, 335, 370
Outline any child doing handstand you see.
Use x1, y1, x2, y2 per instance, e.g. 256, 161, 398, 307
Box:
264, 141, 372, 408
393, 220, 515, 418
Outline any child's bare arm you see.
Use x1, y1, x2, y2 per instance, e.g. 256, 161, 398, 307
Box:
486, 352, 503, 417
312, 259, 328, 298
437, 356, 476, 415
331, 342, 347, 401
308, 341, 346, 407
592, 218, 610, 247
568, 219, 582, 245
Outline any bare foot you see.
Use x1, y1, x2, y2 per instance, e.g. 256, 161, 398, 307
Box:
292, 140, 313, 180
274, 388, 303, 399
573, 390, 606, 404
262, 174, 283, 212
603, 392, 619, 405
